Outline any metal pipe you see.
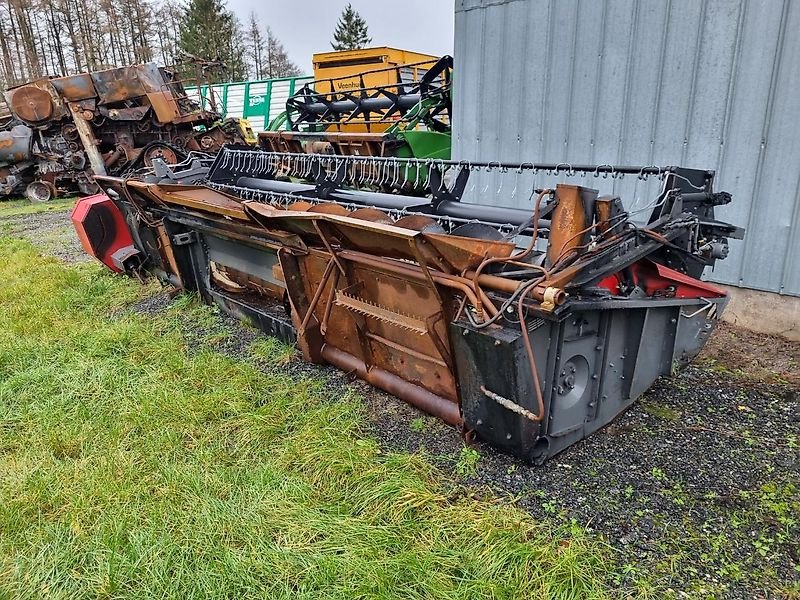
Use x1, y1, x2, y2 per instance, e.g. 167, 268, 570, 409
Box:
300, 258, 336, 331
436, 200, 551, 230
293, 94, 421, 116
238, 177, 316, 196
238, 176, 429, 211
224, 149, 695, 177
104, 146, 123, 168
236, 176, 551, 230
516, 285, 546, 422
321, 344, 462, 427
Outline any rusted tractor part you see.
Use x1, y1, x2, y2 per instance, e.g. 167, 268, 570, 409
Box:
61, 123, 80, 141
143, 143, 180, 167
79, 150, 744, 464
1, 62, 251, 201
8, 85, 55, 123
25, 180, 56, 202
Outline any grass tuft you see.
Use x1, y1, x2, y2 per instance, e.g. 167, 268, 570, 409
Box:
0, 238, 619, 599
0, 198, 78, 218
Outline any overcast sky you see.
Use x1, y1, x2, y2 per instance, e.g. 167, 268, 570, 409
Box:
226, 0, 455, 74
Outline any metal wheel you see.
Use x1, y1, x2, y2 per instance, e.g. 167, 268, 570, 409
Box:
143, 143, 179, 167
198, 135, 216, 150
61, 123, 79, 141
25, 180, 55, 203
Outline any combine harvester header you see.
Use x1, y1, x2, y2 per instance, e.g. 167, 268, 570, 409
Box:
73, 147, 743, 464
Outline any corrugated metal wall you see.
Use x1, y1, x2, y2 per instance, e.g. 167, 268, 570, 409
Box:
453, 0, 800, 296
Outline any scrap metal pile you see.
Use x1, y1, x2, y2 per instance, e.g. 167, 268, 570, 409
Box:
0, 63, 250, 201
74, 147, 743, 463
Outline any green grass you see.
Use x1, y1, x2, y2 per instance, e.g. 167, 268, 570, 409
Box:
454, 446, 481, 477
0, 197, 78, 219
640, 402, 681, 422
0, 237, 619, 599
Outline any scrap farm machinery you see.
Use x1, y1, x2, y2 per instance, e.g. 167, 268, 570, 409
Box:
72, 147, 743, 463
1, 63, 250, 201
260, 55, 452, 191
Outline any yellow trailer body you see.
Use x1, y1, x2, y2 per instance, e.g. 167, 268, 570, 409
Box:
312, 47, 438, 93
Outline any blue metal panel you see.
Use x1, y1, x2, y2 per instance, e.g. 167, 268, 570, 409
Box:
453, 0, 800, 296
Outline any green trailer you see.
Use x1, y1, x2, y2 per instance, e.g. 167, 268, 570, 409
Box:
185, 75, 313, 133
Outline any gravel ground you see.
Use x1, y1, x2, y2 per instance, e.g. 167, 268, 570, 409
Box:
0, 204, 87, 263
4, 205, 799, 598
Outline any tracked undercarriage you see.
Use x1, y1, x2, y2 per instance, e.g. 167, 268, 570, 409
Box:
73, 148, 743, 463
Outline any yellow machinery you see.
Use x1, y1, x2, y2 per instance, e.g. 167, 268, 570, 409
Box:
230, 118, 257, 145
312, 47, 439, 95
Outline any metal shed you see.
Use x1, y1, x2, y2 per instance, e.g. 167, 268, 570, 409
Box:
453, 0, 800, 297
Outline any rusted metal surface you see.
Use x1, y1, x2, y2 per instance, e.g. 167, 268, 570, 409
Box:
546, 184, 596, 266
8, 85, 54, 123
258, 132, 306, 155
259, 131, 390, 157
1, 62, 248, 200
393, 215, 445, 233
68, 104, 106, 177
595, 196, 623, 237
286, 248, 459, 401
214, 194, 510, 403
348, 207, 394, 224
307, 202, 350, 216
91, 64, 164, 105
321, 344, 462, 427
126, 181, 250, 220
51, 73, 96, 102
244, 202, 514, 273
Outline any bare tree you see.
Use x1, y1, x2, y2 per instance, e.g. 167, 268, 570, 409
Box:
264, 26, 301, 79
153, 0, 183, 67
245, 11, 264, 79
11, 0, 42, 78
0, 0, 304, 90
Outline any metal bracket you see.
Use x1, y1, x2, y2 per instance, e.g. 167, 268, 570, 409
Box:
172, 231, 198, 246
313, 156, 347, 199
680, 297, 716, 319
429, 165, 469, 208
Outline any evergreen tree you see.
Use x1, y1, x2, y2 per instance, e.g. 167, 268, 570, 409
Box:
178, 0, 245, 82
330, 3, 371, 51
